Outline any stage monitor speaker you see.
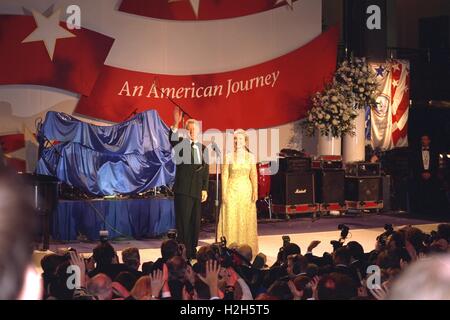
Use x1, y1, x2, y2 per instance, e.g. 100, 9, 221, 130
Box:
271, 172, 315, 205
314, 170, 345, 204
345, 177, 381, 202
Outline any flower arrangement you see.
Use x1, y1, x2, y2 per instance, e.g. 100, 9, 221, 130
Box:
334, 57, 379, 109
303, 57, 379, 138
303, 83, 358, 138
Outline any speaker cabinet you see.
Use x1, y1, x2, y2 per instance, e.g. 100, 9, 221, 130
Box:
271, 172, 315, 205
314, 170, 345, 204
345, 177, 381, 202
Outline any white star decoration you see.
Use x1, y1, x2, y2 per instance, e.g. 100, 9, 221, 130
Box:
22, 9, 75, 61
392, 63, 401, 72
392, 80, 399, 88
275, 0, 294, 8
169, 0, 201, 18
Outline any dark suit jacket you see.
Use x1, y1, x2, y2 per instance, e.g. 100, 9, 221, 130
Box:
412, 147, 439, 178
169, 129, 209, 199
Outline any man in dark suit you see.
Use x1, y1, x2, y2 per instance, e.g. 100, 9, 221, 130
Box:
411, 134, 439, 216
169, 107, 209, 259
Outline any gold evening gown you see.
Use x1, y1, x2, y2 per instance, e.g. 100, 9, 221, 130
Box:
218, 151, 259, 255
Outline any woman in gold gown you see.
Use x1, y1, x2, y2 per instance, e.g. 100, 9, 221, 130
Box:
217, 130, 259, 255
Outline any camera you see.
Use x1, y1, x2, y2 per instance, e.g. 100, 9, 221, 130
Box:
376, 224, 394, 248
338, 224, 350, 239
99, 230, 109, 243
282, 235, 291, 248
330, 224, 350, 251
210, 236, 234, 268
167, 229, 178, 240
166, 229, 185, 256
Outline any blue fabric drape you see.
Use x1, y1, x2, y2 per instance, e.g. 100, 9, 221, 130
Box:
36, 110, 175, 196
53, 198, 175, 241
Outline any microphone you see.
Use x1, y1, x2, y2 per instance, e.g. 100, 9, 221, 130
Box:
210, 137, 221, 156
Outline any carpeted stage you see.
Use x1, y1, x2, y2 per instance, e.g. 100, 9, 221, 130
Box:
32, 211, 448, 272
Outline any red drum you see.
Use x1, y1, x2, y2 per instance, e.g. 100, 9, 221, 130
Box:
257, 162, 271, 199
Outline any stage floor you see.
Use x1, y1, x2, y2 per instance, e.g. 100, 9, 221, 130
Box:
33, 212, 448, 272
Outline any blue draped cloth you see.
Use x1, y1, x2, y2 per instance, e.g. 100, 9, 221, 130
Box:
36, 110, 175, 196
53, 198, 175, 241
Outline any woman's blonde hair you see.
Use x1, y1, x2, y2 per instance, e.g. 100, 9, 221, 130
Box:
233, 129, 249, 146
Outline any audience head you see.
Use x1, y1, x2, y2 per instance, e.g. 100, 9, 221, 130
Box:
347, 241, 365, 262
50, 260, 75, 300
388, 255, 450, 300
121, 247, 140, 271
333, 247, 351, 266
281, 243, 301, 263
161, 239, 181, 261
88, 274, 113, 300
237, 244, 253, 263
142, 261, 154, 275
317, 273, 357, 300
286, 254, 308, 276
0, 169, 39, 300
293, 275, 313, 300
114, 271, 137, 292
267, 280, 293, 300
93, 242, 116, 267
167, 256, 188, 282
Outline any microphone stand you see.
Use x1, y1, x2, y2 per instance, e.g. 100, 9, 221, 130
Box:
210, 141, 221, 243
153, 81, 194, 120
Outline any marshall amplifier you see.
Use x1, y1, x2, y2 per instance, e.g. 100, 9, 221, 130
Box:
271, 172, 315, 205
278, 157, 312, 173
345, 162, 381, 177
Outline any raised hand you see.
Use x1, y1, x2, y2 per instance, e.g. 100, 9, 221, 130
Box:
288, 280, 303, 300
149, 269, 165, 299
198, 260, 221, 298
173, 106, 183, 128
369, 282, 389, 300
307, 240, 321, 252
310, 276, 320, 300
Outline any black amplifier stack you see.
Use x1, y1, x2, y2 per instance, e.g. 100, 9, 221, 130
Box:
271, 156, 318, 215
312, 156, 346, 212
345, 162, 383, 210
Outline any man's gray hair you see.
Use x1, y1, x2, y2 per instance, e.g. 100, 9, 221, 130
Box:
185, 119, 198, 129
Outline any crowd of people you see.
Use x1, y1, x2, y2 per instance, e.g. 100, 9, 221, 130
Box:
1, 168, 450, 300
35, 222, 450, 301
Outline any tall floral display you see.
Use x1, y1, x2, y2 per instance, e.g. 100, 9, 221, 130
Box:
337, 57, 378, 162
303, 57, 378, 157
